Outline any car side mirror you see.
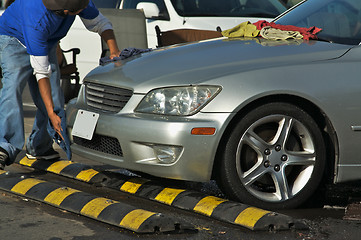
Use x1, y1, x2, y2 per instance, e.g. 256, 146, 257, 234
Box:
136, 2, 168, 20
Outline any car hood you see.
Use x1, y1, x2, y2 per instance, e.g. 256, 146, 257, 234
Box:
85, 37, 352, 93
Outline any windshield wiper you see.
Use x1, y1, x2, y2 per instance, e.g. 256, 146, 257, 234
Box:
316, 37, 333, 43
316, 35, 361, 45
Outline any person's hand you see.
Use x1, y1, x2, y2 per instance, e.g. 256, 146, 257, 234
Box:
101, 29, 121, 60
49, 111, 64, 141
109, 50, 121, 60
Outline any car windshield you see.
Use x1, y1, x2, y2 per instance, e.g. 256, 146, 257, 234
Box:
170, 0, 288, 18
275, 0, 361, 45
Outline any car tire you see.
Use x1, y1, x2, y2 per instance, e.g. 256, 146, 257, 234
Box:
217, 102, 326, 210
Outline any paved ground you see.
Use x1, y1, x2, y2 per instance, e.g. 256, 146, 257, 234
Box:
0, 99, 360, 239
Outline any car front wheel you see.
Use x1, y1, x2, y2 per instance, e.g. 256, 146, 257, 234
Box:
217, 102, 326, 209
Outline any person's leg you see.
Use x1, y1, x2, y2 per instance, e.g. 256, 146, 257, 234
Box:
26, 44, 64, 159
0, 35, 33, 164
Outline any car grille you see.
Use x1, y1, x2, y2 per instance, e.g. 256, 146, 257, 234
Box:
73, 134, 123, 157
85, 82, 133, 113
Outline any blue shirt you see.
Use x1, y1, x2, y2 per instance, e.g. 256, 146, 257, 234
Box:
0, 0, 99, 56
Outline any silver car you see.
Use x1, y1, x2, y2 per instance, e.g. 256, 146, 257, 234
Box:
66, 0, 361, 209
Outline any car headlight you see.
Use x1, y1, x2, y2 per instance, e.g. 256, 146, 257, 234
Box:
135, 86, 221, 116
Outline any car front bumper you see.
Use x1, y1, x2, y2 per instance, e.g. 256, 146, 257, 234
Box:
66, 99, 233, 182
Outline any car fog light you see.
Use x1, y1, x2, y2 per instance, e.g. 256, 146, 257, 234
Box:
152, 145, 183, 164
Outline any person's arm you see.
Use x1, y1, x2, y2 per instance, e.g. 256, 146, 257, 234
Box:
30, 54, 64, 139
37, 77, 64, 140
80, 10, 121, 58
101, 29, 121, 59
24, 15, 64, 138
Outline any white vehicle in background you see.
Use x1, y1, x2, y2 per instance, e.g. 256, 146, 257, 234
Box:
123, 0, 288, 48
61, 0, 291, 81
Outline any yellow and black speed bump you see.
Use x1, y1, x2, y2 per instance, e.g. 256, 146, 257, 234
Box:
18, 157, 109, 184
16, 157, 307, 231
0, 171, 194, 233
113, 178, 308, 231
